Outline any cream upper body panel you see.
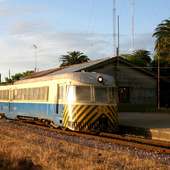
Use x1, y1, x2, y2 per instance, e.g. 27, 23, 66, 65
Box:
0, 72, 116, 104
15, 72, 116, 87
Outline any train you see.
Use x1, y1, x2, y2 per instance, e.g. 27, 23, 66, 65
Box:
0, 72, 118, 132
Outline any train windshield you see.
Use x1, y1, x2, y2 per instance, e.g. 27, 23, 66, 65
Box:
95, 87, 108, 102
66, 85, 115, 103
66, 85, 91, 102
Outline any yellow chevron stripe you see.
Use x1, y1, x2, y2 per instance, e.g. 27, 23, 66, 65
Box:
64, 115, 69, 127
74, 105, 95, 123
110, 106, 118, 118
86, 112, 102, 128
105, 112, 116, 125
78, 107, 97, 128
107, 106, 118, 122
72, 105, 83, 119
62, 104, 118, 130
73, 106, 96, 129
74, 105, 90, 123
86, 106, 116, 128
75, 106, 97, 126
63, 105, 69, 126
63, 105, 68, 120
105, 106, 117, 121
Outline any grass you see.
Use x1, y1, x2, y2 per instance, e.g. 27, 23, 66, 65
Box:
0, 121, 169, 170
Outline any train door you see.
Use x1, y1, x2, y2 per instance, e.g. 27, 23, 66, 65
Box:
9, 88, 13, 117
56, 84, 66, 126
6, 88, 15, 119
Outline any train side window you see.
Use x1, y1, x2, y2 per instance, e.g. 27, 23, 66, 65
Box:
25, 89, 28, 100
42, 87, 49, 101
58, 85, 65, 100
13, 90, 18, 100
95, 87, 108, 103
27, 88, 31, 100
76, 86, 91, 102
20, 89, 24, 100
34, 88, 39, 100
0, 90, 9, 100
38, 88, 42, 100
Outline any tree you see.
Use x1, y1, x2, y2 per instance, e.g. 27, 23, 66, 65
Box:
121, 49, 151, 67
152, 19, 170, 77
4, 71, 34, 84
60, 51, 90, 67
153, 19, 170, 62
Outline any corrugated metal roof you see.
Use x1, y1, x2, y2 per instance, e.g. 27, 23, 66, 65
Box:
23, 56, 157, 80
22, 57, 110, 79
49, 57, 111, 75
24, 67, 62, 79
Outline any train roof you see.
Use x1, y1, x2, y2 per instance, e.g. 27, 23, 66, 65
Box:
14, 72, 116, 86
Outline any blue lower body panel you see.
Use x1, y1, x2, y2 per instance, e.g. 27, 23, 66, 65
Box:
0, 102, 64, 125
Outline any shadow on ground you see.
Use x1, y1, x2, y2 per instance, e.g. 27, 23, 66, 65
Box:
119, 125, 152, 139
0, 157, 43, 170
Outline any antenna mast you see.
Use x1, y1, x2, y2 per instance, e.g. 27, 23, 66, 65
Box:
33, 44, 38, 72
130, 0, 135, 50
113, 0, 116, 56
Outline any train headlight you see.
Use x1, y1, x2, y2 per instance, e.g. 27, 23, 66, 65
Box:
97, 76, 104, 83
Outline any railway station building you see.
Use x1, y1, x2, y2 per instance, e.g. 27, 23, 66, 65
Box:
28, 57, 157, 112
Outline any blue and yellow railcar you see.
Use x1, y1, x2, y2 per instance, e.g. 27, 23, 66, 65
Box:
0, 72, 118, 131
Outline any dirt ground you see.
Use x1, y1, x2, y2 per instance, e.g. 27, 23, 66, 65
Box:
0, 120, 169, 170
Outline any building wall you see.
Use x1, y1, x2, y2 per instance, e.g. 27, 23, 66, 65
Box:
87, 62, 157, 112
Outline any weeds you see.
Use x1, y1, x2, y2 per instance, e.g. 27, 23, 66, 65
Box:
0, 121, 169, 170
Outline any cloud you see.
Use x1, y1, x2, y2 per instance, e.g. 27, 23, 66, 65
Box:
10, 20, 51, 35
0, 22, 154, 80
0, 1, 156, 81
120, 33, 155, 54
0, 3, 47, 17
0, 30, 114, 79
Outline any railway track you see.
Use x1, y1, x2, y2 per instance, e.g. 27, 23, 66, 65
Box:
1, 118, 169, 155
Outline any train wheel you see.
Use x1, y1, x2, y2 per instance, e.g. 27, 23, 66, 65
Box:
45, 120, 54, 127
49, 122, 60, 129
0, 113, 5, 119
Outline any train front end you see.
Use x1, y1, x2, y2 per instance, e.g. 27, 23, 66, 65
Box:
61, 73, 118, 132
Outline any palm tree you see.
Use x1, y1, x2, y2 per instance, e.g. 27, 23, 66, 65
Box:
60, 51, 90, 67
153, 19, 170, 62
121, 49, 151, 67
132, 49, 151, 66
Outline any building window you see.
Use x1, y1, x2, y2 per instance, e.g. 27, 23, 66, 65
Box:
118, 87, 130, 103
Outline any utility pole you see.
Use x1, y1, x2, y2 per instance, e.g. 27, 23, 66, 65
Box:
116, 15, 120, 57
157, 53, 160, 110
113, 0, 116, 56
8, 69, 11, 79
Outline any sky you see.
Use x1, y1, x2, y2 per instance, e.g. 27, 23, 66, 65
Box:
0, 0, 169, 79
